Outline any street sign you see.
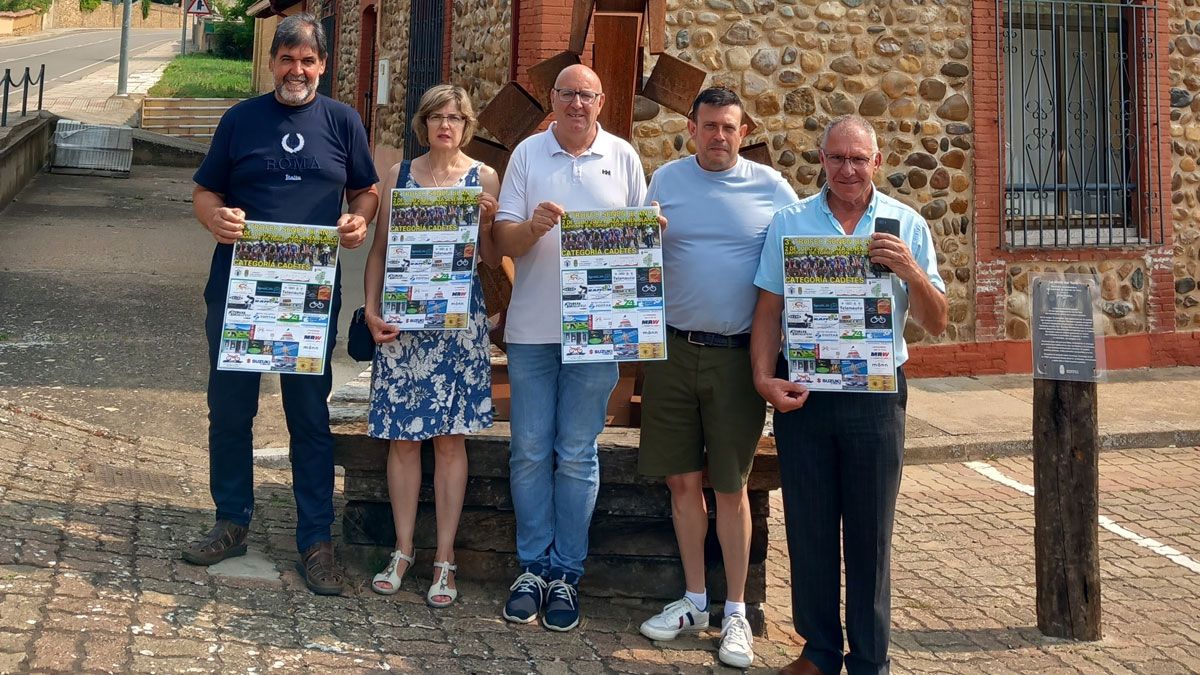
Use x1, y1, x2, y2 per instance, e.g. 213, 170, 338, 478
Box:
186, 0, 211, 15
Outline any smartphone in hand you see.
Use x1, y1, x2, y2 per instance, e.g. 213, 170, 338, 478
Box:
871, 217, 901, 274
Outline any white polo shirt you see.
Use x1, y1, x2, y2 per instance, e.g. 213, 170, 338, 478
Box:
497, 123, 648, 344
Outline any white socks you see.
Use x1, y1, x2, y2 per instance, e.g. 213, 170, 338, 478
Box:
685, 590, 709, 612
724, 600, 746, 618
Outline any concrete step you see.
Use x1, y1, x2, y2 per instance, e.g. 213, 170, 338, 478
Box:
142, 97, 244, 108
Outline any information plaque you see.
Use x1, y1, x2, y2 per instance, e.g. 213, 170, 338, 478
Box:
1031, 275, 1105, 382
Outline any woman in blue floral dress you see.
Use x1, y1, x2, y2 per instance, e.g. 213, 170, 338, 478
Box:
362, 84, 499, 607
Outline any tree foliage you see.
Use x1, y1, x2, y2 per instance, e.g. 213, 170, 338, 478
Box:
210, 0, 255, 60
0, 0, 52, 12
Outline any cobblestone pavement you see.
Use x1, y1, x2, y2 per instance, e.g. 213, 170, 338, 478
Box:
2, 401, 1200, 674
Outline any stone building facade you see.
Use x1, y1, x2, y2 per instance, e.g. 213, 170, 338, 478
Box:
298, 0, 1200, 375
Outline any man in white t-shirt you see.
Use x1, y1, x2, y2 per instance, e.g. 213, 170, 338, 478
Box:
493, 64, 649, 632
635, 87, 798, 668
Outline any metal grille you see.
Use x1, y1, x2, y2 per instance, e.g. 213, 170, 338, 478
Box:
403, 0, 446, 160
999, 0, 1164, 248
317, 10, 338, 99
52, 120, 133, 176
87, 464, 180, 495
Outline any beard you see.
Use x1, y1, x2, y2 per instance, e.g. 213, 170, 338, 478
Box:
275, 75, 317, 105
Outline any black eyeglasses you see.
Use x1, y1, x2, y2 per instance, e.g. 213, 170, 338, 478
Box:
553, 88, 601, 105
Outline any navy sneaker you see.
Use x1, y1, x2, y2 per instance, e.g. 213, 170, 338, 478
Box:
502, 566, 547, 624
542, 573, 581, 632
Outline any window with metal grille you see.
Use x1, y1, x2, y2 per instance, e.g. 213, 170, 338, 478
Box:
403, 0, 446, 160
1000, 0, 1165, 248
317, 1, 338, 99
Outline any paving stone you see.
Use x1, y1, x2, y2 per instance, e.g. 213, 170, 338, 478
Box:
3, 402, 1200, 672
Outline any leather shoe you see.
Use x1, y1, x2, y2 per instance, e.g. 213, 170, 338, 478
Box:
779, 655, 824, 675
182, 519, 247, 566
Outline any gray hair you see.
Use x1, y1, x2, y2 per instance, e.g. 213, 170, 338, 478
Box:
270, 13, 327, 62
820, 115, 879, 154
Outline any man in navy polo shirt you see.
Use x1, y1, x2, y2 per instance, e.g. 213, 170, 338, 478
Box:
183, 13, 379, 596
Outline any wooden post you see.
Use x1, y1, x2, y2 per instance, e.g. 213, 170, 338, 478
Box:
1033, 377, 1102, 641
592, 11, 643, 141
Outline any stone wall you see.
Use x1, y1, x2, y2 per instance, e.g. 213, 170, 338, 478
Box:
450, 0, 511, 109
1170, 0, 1200, 329
335, 1, 361, 107
632, 0, 975, 344
1003, 262, 1149, 341
48, 0, 182, 29
0, 9, 44, 36
371, 0, 410, 151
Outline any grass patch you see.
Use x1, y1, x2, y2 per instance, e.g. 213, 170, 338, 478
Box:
147, 53, 255, 99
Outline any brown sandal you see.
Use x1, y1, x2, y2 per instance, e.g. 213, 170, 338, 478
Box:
182, 520, 248, 566
297, 541, 344, 596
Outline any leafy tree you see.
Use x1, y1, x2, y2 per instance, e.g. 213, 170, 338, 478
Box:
210, 0, 254, 60
0, 0, 52, 11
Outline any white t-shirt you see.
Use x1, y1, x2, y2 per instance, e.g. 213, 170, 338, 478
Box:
497, 124, 648, 344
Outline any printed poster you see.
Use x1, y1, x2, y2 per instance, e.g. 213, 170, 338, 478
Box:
219, 221, 339, 375
559, 206, 667, 363
384, 186, 482, 330
782, 236, 897, 393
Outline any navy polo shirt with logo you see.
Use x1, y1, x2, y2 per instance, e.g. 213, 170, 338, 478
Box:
194, 92, 378, 301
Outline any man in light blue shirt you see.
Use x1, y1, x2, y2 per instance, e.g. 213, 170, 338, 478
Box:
636, 87, 797, 669
750, 115, 947, 675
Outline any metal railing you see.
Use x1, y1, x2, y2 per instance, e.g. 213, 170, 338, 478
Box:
1, 65, 46, 128
998, 0, 1165, 249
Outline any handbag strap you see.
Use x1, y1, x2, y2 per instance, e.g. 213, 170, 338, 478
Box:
397, 160, 412, 188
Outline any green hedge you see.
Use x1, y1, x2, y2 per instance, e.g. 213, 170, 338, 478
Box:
0, 0, 52, 11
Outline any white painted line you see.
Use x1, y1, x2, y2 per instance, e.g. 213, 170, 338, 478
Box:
964, 460, 1200, 575
49, 37, 177, 83
965, 461, 1034, 496
10, 36, 119, 62
0, 30, 114, 55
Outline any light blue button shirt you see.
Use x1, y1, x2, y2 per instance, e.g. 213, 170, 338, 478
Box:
753, 187, 945, 365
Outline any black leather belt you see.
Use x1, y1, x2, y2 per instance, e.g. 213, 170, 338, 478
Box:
667, 325, 751, 348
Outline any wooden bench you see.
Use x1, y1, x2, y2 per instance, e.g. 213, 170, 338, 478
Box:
331, 361, 780, 633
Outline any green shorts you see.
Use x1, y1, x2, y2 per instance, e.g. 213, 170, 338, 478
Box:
638, 331, 767, 493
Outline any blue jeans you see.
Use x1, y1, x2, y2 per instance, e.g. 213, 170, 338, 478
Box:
506, 343, 619, 578
203, 256, 341, 553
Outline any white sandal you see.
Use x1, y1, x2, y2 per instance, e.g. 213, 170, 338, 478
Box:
426, 561, 458, 608
371, 549, 414, 595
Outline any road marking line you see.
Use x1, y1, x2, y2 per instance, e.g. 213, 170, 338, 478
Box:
48, 38, 177, 83
964, 460, 1200, 576
8, 36, 119, 62
0, 30, 113, 56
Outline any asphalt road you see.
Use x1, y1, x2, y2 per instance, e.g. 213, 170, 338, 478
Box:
0, 166, 372, 447
0, 28, 178, 94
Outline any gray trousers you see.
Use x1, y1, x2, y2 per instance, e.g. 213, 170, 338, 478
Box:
774, 359, 907, 675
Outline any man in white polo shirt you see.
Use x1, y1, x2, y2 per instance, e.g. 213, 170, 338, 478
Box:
493, 64, 649, 632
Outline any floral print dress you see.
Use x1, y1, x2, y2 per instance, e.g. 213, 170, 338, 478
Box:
367, 161, 494, 440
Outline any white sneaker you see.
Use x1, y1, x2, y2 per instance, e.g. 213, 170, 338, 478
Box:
639, 597, 710, 641
718, 613, 754, 668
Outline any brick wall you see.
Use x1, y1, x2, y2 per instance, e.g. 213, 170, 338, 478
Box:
513, 0, 592, 91
958, 0, 1194, 375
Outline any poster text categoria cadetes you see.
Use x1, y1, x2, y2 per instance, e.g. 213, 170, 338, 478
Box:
782, 236, 897, 392
218, 221, 339, 375
559, 207, 667, 363
383, 186, 483, 330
